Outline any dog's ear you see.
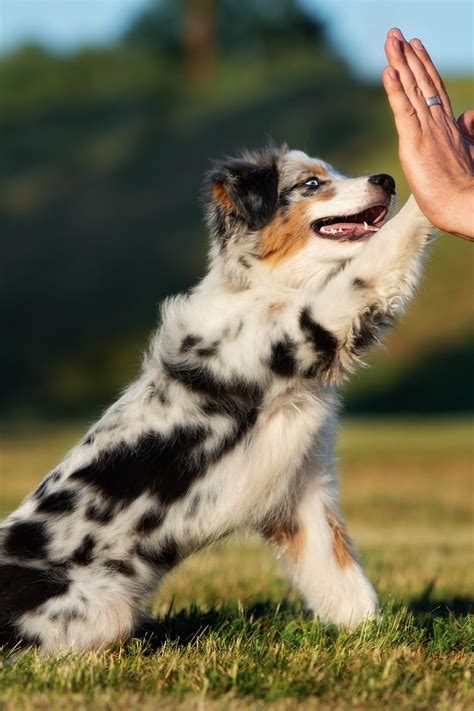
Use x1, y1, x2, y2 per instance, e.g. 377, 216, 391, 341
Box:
206, 158, 279, 236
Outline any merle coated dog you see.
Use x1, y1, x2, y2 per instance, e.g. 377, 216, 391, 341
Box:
0, 146, 433, 652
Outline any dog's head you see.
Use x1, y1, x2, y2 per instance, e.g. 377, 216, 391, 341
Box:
204, 146, 396, 288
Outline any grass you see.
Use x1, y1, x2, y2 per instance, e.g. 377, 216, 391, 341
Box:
0, 418, 473, 709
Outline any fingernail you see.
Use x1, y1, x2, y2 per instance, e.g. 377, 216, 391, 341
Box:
389, 27, 405, 41
387, 67, 398, 80
411, 38, 424, 50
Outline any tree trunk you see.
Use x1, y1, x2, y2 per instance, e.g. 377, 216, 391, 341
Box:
183, 0, 216, 87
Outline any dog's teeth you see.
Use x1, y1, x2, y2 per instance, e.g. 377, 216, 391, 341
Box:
364, 221, 368, 229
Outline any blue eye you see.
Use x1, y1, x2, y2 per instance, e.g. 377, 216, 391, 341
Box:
304, 178, 320, 187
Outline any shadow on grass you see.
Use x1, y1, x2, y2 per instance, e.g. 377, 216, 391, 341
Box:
134, 598, 304, 651
407, 580, 474, 619
132, 585, 473, 652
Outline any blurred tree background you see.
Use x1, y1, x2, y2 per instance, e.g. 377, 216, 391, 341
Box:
0, 0, 472, 421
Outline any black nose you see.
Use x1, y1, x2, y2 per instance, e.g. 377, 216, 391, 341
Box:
368, 173, 396, 194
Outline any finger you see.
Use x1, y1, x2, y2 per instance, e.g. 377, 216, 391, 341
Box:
384, 37, 430, 118
385, 29, 404, 64
402, 40, 450, 121
457, 110, 474, 160
382, 66, 421, 138
456, 110, 474, 142
409, 38, 454, 117
387, 27, 406, 42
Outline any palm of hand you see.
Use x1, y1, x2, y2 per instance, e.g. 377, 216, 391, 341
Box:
383, 29, 474, 240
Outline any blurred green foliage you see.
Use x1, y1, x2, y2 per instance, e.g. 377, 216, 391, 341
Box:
0, 0, 472, 420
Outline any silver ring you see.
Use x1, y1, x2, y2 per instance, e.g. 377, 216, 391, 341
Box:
425, 95, 442, 107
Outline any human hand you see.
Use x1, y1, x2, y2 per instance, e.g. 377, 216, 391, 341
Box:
382, 28, 474, 241
457, 109, 474, 161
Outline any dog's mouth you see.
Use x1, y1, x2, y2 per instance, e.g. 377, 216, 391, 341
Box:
311, 204, 388, 241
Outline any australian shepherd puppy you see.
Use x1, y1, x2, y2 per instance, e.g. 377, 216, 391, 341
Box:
0, 146, 433, 653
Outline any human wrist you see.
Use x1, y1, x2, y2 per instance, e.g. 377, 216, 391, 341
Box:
431, 185, 474, 238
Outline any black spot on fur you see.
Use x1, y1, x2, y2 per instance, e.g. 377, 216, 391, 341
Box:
85, 503, 115, 524
269, 338, 298, 377
186, 493, 201, 518
51, 608, 85, 624
322, 259, 349, 287
146, 384, 157, 402
353, 277, 367, 290
164, 360, 222, 395
33, 470, 61, 500
157, 388, 169, 406
163, 360, 261, 404
71, 426, 209, 505
104, 559, 135, 577
0, 564, 69, 647
300, 307, 338, 355
175, 362, 263, 450
278, 189, 291, 207
239, 256, 250, 269
33, 480, 50, 501
196, 342, 219, 358
83, 433, 95, 446
353, 306, 395, 352
71, 367, 262, 506
4, 521, 49, 560
136, 538, 179, 570
135, 509, 166, 534
213, 207, 229, 243
71, 534, 95, 566
299, 307, 338, 373
37, 489, 77, 515
201, 395, 260, 452
207, 491, 218, 505
180, 334, 202, 353
60, 608, 87, 637
66, 609, 84, 620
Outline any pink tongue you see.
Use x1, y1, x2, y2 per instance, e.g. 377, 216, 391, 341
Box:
319, 222, 379, 238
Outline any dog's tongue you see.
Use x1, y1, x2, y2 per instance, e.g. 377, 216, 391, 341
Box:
319, 222, 379, 239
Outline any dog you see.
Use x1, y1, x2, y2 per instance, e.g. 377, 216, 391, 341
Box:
0, 146, 434, 653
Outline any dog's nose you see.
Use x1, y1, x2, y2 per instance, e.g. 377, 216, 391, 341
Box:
368, 173, 396, 195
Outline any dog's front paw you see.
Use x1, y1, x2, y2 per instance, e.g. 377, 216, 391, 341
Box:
316, 566, 379, 630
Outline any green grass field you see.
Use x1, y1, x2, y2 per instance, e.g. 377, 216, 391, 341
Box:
0, 419, 473, 710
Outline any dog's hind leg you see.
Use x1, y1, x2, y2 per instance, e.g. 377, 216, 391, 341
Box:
262, 476, 378, 629
15, 573, 142, 653
0, 562, 143, 653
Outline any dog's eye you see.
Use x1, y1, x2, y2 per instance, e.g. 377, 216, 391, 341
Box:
304, 178, 320, 188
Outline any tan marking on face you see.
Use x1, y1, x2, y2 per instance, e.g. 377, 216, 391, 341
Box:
260, 202, 310, 265
263, 518, 303, 561
310, 186, 336, 201
325, 505, 353, 568
212, 182, 233, 211
298, 163, 330, 180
